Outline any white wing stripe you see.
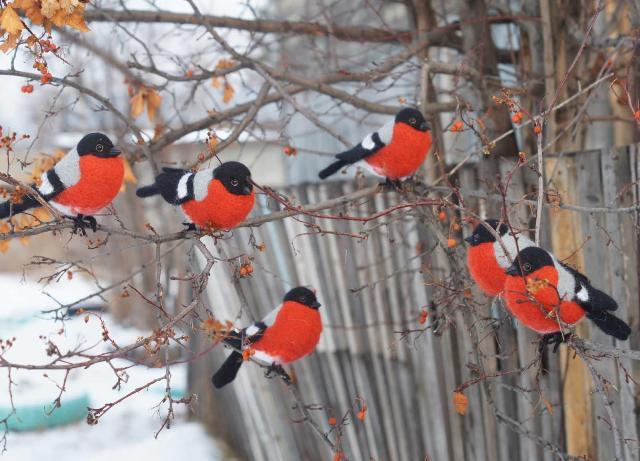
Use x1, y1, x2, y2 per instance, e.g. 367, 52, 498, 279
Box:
38, 173, 54, 195
176, 173, 191, 200
361, 133, 376, 150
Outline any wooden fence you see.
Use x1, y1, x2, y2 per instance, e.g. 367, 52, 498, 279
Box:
187, 145, 639, 461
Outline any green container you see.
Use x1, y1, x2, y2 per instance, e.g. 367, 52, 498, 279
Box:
0, 394, 90, 432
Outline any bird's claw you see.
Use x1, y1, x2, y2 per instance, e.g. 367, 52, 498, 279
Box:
539, 332, 571, 354
182, 221, 197, 232
379, 178, 404, 191
70, 215, 97, 235
265, 364, 291, 382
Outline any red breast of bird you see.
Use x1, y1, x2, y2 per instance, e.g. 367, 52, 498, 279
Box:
466, 242, 508, 297
53, 155, 124, 215
504, 265, 585, 334
365, 123, 432, 179
181, 179, 255, 229
253, 300, 323, 364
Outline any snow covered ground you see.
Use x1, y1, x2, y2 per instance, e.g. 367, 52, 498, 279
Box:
0, 274, 221, 460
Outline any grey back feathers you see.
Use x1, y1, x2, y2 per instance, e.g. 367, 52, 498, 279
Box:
493, 232, 535, 269
193, 169, 213, 201
50, 149, 81, 190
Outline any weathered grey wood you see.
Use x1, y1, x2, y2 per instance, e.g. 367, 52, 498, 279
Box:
186, 151, 640, 460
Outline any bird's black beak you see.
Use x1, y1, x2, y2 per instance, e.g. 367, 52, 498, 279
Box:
464, 235, 475, 244
505, 264, 521, 276
109, 147, 122, 156
311, 301, 321, 309
420, 122, 429, 131
242, 185, 253, 195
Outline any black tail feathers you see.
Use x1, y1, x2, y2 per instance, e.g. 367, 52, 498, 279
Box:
318, 159, 350, 180
212, 351, 243, 389
135, 184, 159, 198
587, 311, 631, 340
0, 194, 42, 219
589, 287, 619, 311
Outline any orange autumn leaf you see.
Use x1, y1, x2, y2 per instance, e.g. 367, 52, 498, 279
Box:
119, 158, 137, 192
0, 32, 20, 53
49, 8, 67, 27
14, 0, 44, 25
146, 89, 162, 121
453, 391, 468, 415
1, 6, 24, 35
211, 76, 221, 88
130, 91, 145, 119
0, 221, 9, 253
65, 11, 89, 32
215, 58, 237, 70
222, 80, 234, 104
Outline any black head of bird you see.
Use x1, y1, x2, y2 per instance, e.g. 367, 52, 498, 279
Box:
465, 219, 509, 246
214, 161, 253, 195
506, 247, 554, 276
284, 286, 321, 309
395, 108, 429, 132
77, 133, 121, 158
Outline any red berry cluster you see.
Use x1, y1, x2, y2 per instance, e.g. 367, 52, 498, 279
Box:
33, 58, 52, 85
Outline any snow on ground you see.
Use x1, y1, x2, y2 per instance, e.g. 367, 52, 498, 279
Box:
0, 274, 221, 460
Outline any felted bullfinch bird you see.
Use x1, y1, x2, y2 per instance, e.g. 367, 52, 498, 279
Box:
317, 108, 432, 183
212, 287, 322, 389
504, 246, 631, 350
0, 132, 123, 233
135, 161, 254, 230
465, 219, 535, 297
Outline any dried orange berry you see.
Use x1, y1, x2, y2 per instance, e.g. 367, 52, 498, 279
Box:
450, 120, 463, 132
447, 238, 457, 248
242, 348, 255, 361
511, 111, 523, 124
328, 416, 337, 426
438, 211, 446, 221
418, 309, 428, 324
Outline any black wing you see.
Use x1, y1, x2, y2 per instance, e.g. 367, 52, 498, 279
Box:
0, 169, 65, 219
136, 167, 194, 205
336, 132, 385, 163
561, 262, 618, 312
318, 133, 386, 179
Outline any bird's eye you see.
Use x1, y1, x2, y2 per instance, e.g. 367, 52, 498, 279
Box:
523, 263, 532, 272
230, 178, 239, 187
96, 144, 104, 152
300, 297, 307, 303
409, 117, 416, 125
